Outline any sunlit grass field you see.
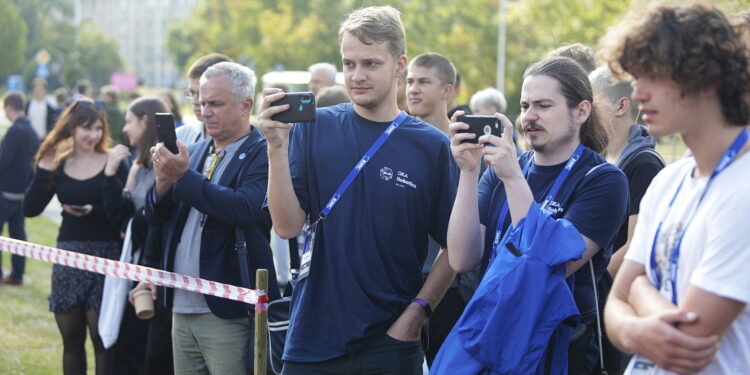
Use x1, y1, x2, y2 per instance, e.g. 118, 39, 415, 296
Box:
0, 216, 96, 374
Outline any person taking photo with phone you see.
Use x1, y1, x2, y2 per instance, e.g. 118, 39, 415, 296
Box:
260, 6, 458, 374
431, 56, 628, 374
24, 98, 128, 375
133, 61, 279, 374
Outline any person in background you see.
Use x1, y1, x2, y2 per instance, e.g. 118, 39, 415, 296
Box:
26, 77, 58, 140
24, 98, 128, 375
0, 92, 40, 285
102, 97, 174, 375
176, 53, 234, 146
315, 85, 350, 108
158, 90, 184, 128
72, 80, 94, 101
308, 62, 338, 95
549, 43, 598, 75
101, 85, 126, 146
405, 51, 463, 366
54, 87, 70, 111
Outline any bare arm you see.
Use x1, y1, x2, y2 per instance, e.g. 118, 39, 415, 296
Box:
608, 214, 638, 277
445, 112, 487, 273
604, 260, 718, 374
259, 89, 306, 238
446, 167, 485, 272
387, 249, 456, 341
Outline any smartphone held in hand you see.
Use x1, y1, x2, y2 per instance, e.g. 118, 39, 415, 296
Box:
270, 92, 317, 123
457, 115, 503, 144
155, 113, 179, 154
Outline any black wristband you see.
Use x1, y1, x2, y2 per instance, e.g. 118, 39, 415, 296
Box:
411, 297, 432, 318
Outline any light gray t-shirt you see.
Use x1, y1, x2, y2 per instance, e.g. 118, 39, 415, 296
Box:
172, 135, 248, 313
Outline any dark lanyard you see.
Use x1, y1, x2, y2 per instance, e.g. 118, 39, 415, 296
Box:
490, 143, 585, 258
316, 111, 408, 222
649, 129, 748, 304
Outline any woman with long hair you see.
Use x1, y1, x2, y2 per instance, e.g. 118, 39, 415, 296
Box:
24, 98, 128, 375
102, 97, 174, 374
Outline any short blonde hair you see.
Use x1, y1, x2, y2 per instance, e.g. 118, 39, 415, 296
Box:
339, 6, 406, 59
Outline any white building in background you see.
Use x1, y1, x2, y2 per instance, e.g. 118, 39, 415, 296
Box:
74, 0, 198, 88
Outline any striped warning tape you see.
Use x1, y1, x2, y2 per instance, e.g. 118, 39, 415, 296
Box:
0, 236, 265, 305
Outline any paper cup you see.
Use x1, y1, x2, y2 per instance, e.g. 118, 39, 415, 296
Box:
133, 289, 155, 320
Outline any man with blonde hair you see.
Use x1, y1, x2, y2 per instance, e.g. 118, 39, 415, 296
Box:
260, 5, 457, 374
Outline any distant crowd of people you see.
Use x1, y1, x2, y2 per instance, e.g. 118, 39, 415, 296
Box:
1, 1, 749, 375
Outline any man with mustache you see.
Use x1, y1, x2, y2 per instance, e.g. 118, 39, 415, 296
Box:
432, 56, 629, 373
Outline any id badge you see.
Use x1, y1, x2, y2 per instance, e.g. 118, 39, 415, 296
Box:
298, 221, 317, 280
625, 355, 657, 375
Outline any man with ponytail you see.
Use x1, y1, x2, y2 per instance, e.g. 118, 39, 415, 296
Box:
432, 56, 629, 374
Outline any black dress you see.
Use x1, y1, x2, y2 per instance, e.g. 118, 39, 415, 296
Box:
24, 162, 128, 312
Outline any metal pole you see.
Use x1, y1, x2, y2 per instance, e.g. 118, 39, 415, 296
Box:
254, 269, 268, 374
496, 0, 507, 92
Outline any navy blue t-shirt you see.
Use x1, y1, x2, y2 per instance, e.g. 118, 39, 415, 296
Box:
478, 147, 628, 320
285, 103, 458, 362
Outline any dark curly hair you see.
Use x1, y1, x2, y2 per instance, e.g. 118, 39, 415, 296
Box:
600, 1, 750, 126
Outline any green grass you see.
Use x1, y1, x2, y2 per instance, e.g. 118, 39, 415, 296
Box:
0, 216, 96, 374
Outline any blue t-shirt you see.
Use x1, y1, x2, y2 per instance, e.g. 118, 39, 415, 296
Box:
285, 103, 458, 362
477, 147, 628, 320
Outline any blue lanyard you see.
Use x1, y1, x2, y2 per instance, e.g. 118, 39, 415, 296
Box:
490, 143, 585, 258
649, 129, 748, 304
318, 111, 408, 221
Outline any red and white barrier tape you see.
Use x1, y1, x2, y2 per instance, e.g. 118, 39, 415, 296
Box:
0, 236, 265, 306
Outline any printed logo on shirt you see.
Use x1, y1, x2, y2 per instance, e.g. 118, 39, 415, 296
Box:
543, 200, 564, 216
395, 171, 417, 189
380, 167, 393, 181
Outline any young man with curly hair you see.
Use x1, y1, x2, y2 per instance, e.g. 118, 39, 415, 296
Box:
601, 2, 750, 374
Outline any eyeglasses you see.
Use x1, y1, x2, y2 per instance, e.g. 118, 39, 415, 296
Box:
184, 89, 199, 99
72, 99, 107, 111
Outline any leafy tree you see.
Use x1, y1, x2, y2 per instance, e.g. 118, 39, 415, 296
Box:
0, 0, 27, 79
67, 21, 124, 88
13, 0, 73, 88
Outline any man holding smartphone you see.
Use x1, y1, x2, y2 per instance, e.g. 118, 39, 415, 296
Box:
433, 56, 628, 373
260, 6, 457, 374
135, 61, 279, 374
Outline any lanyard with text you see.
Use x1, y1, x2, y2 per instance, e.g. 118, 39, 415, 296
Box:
649, 128, 748, 305
490, 143, 585, 260
298, 111, 408, 280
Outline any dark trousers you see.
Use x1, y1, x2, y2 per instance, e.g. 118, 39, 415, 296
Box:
282, 332, 423, 375
0, 196, 26, 280
110, 294, 174, 375
426, 287, 467, 365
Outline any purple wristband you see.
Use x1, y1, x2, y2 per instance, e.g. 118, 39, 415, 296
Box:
411, 298, 432, 318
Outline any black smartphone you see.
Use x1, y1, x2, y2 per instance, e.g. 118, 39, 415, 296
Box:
156, 113, 178, 154
69, 204, 87, 212
270, 92, 316, 123
456, 115, 503, 144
